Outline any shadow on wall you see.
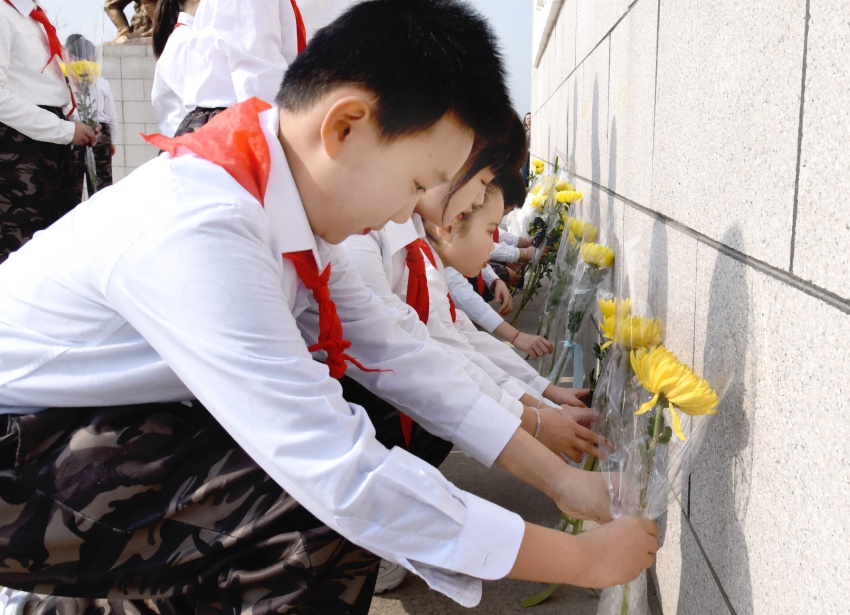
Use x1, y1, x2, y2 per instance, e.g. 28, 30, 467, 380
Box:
569, 78, 578, 172
678, 226, 754, 615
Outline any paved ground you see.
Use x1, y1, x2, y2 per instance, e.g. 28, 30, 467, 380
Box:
370, 286, 663, 614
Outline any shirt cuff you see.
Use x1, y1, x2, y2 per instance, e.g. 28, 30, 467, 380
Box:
502, 378, 528, 404
453, 395, 520, 467
498, 390, 524, 417
531, 375, 551, 394
481, 265, 499, 287
406, 493, 525, 607
475, 308, 504, 334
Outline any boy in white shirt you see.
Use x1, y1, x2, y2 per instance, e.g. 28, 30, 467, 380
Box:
0, 0, 96, 262
0, 1, 658, 612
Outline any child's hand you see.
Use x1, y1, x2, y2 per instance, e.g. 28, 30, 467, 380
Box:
513, 332, 554, 358
547, 386, 590, 408
573, 517, 659, 588
491, 279, 513, 315
551, 464, 612, 522
537, 405, 609, 463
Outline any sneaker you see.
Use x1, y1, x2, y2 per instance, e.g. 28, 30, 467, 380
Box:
373, 560, 406, 594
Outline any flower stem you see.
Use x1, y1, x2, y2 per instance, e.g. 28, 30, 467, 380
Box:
621, 583, 631, 615
639, 402, 665, 513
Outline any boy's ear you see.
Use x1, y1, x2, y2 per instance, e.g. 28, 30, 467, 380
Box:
320, 96, 373, 159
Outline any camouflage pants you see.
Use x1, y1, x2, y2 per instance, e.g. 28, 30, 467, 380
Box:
0, 403, 380, 614
174, 108, 228, 137
81, 122, 114, 194
0, 109, 85, 264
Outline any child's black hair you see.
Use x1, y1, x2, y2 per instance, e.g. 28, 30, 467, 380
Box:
488, 171, 525, 209
65, 34, 95, 61
440, 109, 526, 216
276, 0, 512, 142
152, 0, 182, 58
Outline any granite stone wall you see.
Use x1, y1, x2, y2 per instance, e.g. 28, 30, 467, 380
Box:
531, 1, 849, 613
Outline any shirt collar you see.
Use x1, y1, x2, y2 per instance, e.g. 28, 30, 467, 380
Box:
177, 11, 194, 26
8, 0, 36, 15
258, 106, 324, 268
384, 215, 426, 256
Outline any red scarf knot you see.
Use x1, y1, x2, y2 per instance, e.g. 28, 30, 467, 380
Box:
405, 238, 432, 324
284, 250, 383, 380
143, 98, 376, 381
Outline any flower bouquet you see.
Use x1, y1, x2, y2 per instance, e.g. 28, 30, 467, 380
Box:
594, 331, 729, 615
63, 57, 101, 191
545, 215, 614, 387
510, 164, 582, 325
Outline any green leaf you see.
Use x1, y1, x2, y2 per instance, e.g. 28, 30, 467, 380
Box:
520, 584, 560, 608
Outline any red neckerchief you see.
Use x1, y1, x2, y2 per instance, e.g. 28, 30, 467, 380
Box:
493, 227, 500, 242
289, 0, 307, 54
405, 238, 456, 324
142, 97, 376, 380
4, 1, 64, 71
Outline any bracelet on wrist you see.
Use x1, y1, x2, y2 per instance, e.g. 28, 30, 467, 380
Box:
531, 406, 541, 439
511, 330, 521, 344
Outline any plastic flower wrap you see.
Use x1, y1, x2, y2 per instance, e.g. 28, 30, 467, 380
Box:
63, 31, 104, 192
544, 208, 614, 387
510, 158, 579, 326
592, 333, 730, 615
533, 215, 580, 371
528, 157, 545, 185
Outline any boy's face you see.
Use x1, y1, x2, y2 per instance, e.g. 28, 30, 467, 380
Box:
415, 167, 495, 227
308, 102, 473, 244
440, 189, 503, 277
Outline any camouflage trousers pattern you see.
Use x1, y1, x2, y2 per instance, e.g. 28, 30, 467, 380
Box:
74, 122, 112, 195
174, 108, 228, 137
0, 403, 381, 614
0, 110, 85, 264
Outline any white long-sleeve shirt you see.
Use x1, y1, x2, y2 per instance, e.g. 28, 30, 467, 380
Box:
341, 220, 524, 416
0, 0, 74, 144
444, 265, 504, 333
151, 11, 195, 136
421, 241, 545, 399
0, 106, 525, 607
173, 0, 301, 109
490, 230, 522, 263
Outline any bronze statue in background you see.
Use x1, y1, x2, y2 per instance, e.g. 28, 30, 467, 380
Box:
105, 0, 158, 43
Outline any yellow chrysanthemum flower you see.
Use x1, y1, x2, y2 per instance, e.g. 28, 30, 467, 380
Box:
599, 313, 663, 351
567, 231, 577, 248
531, 193, 547, 208
531, 184, 543, 195
597, 297, 631, 320
580, 242, 615, 268
598, 298, 616, 319
554, 179, 575, 192
630, 346, 719, 440
567, 218, 599, 242
599, 314, 615, 341
555, 190, 583, 204
532, 159, 545, 173
65, 60, 101, 82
